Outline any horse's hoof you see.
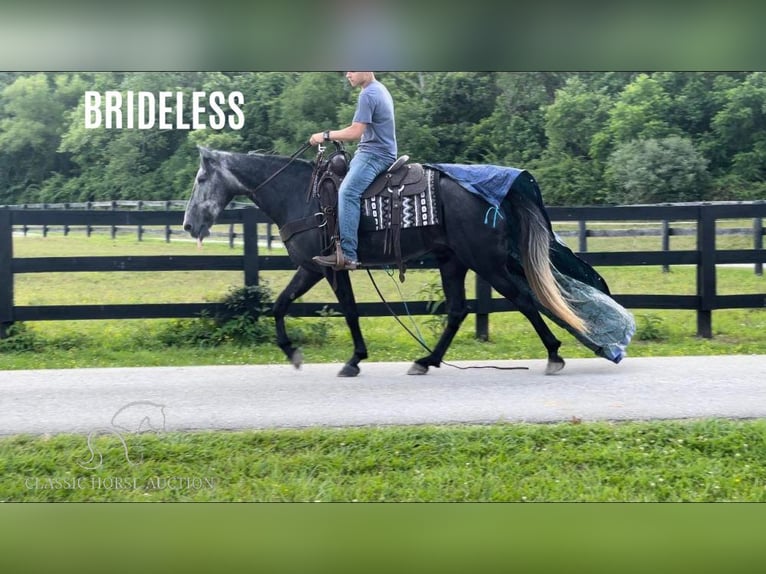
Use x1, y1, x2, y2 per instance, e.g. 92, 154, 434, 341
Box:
407, 363, 429, 375
545, 358, 565, 375
290, 349, 303, 370
338, 364, 360, 377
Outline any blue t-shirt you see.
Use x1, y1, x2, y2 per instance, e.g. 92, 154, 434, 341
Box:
353, 80, 397, 163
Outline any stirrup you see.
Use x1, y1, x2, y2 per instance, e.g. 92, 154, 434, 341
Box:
387, 155, 409, 173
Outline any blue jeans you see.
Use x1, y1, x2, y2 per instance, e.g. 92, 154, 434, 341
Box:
337, 151, 391, 261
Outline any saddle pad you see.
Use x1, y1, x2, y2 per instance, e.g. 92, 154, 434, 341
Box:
363, 167, 439, 231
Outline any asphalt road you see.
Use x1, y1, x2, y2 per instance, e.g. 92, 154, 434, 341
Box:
1, 355, 764, 436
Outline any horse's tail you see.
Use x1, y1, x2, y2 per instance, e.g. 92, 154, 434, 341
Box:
508, 194, 588, 334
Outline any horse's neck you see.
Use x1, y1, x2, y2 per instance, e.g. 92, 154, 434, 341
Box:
236, 154, 312, 226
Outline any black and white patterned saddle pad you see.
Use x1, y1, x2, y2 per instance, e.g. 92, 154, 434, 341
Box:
362, 168, 439, 231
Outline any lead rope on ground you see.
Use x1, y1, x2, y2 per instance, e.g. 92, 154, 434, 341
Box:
366, 269, 528, 371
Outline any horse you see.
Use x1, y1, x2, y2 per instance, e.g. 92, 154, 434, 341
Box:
182, 146, 587, 377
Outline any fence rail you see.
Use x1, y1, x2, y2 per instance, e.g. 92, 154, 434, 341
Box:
6, 201, 764, 273
1, 203, 764, 340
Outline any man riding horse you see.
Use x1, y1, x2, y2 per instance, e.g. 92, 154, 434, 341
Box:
309, 71, 397, 271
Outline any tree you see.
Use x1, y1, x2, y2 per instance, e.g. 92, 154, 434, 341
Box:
271, 72, 351, 153
461, 72, 567, 165
709, 72, 766, 185
2, 71, 764, 206
591, 73, 676, 163
236, 72, 294, 152
0, 73, 86, 202
544, 75, 612, 159
529, 76, 613, 204
605, 136, 710, 204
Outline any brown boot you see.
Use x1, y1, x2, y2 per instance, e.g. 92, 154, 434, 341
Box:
312, 250, 359, 271
312, 253, 340, 267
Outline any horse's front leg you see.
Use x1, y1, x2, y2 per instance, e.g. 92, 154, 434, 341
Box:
325, 269, 368, 377
273, 265, 324, 368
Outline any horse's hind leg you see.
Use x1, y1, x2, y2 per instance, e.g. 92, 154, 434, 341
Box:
409, 254, 469, 375
273, 266, 324, 368
485, 268, 565, 374
325, 269, 368, 377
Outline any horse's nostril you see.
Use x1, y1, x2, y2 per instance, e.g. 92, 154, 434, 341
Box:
183, 223, 191, 232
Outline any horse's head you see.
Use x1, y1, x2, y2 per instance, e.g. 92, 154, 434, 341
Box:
183, 147, 238, 246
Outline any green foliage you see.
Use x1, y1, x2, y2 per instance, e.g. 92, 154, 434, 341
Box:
2, 71, 766, 207
0, 323, 43, 353
417, 277, 447, 338
151, 288, 343, 350
157, 284, 275, 347
533, 152, 608, 205
635, 313, 669, 342
605, 136, 710, 204
286, 305, 342, 346
545, 75, 612, 159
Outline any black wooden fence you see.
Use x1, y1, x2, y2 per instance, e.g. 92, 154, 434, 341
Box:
6, 201, 765, 272
1, 203, 764, 340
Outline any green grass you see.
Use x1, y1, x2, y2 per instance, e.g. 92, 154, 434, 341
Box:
2, 419, 765, 501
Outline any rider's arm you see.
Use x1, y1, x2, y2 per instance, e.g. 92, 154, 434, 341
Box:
309, 122, 366, 146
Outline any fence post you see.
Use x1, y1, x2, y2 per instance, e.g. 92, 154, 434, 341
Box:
165, 200, 172, 243
64, 203, 70, 236
42, 203, 49, 237
243, 209, 260, 287
228, 223, 235, 249
661, 219, 670, 273
578, 220, 587, 253
137, 201, 144, 241
475, 276, 491, 341
111, 201, 117, 239
0, 210, 14, 338
696, 206, 716, 338
267, 222, 273, 250
754, 217, 763, 276
86, 201, 93, 237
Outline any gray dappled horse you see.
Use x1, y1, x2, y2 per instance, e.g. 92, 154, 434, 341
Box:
183, 147, 587, 377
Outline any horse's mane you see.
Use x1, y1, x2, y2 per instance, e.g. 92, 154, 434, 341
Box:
243, 148, 316, 169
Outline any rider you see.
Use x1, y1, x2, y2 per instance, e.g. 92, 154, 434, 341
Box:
310, 71, 397, 271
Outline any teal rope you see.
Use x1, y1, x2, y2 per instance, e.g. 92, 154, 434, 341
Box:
483, 205, 505, 228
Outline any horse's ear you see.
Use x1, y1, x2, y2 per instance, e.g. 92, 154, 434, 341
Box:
198, 147, 218, 171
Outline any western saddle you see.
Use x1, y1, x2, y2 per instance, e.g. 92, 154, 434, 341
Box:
281, 145, 432, 281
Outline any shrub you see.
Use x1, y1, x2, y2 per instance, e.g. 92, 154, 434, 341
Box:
157, 284, 275, 347
635, 313, 669, 341
417, 277, 447, 338
286, 305, 342, 346
605, 136, 710, 204
0, 323, 43, 353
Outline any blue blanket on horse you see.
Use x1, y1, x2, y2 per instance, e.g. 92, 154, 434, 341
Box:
427, 163, 635, 364
426, 163, 523, 207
